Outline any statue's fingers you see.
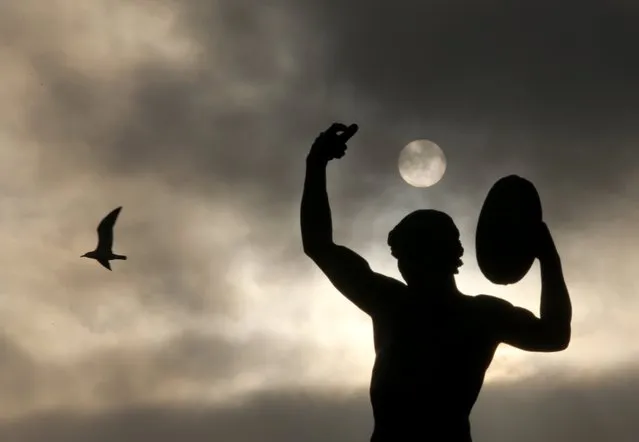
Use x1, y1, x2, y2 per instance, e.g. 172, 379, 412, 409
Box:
327, 122, 349, 135
338, 123, 358, 142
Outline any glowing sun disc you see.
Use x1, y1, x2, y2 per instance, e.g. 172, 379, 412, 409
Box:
398, 139, 447, 187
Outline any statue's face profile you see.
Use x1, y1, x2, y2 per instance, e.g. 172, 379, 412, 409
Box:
388, 210, 464, 284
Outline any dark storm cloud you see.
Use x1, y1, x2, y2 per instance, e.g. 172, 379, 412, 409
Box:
2, 368, 639, 442
303, 0, 639, 126
284, 0, 639, 227
23, 0, 639, 217
27, 2, 330, 205
55, 1, 639, 234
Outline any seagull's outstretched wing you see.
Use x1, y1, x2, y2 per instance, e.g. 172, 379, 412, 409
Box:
97, 259, 112, 271
96, 206, 122, 252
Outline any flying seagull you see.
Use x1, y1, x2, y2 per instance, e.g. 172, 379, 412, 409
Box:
81, 206, 127, 271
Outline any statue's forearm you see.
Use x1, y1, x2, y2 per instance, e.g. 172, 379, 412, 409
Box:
539, 252, 572, 340
301, 158, 333, 253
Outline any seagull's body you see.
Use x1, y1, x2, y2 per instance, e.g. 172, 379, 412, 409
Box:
82, 206, 127, 271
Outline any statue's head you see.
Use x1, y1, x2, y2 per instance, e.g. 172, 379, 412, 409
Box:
388, 209, 464, 285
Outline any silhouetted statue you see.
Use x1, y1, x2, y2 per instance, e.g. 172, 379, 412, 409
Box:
81, 206, 127, 271
300, 123, 572, 441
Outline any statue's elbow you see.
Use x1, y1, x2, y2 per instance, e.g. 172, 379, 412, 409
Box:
554, 326, 571, 351
540, 321, 571, 351
302, 241, 319, 259
301, 235, 316, 256
302, 236, 333, 261
302, 242, 326, 264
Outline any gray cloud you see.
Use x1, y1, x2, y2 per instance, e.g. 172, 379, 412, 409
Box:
303, 0, 639, 125
2, 368, 639, 441
0, 329, 326, 415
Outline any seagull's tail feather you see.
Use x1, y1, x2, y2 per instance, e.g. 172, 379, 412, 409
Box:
113, 254, 127, 260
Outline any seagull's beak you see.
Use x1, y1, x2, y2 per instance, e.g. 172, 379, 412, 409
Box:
80, 253, 87, 258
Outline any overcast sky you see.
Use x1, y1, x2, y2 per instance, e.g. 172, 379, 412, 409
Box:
0, 0, 638, 440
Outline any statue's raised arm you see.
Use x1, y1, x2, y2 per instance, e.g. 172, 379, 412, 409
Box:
300, 123, 400, 316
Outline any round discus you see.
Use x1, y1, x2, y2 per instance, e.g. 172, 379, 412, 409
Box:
475, 175, 543, 285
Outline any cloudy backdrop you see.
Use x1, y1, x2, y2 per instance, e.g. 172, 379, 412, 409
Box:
0, 0, 638, 440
